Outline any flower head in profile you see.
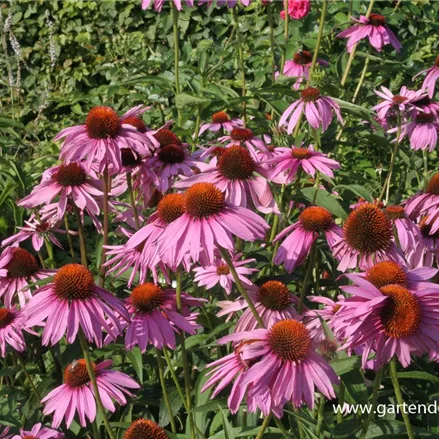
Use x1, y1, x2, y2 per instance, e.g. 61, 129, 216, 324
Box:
19, 163, 103, 220
0, 306, 34, 357
274, 206, 342, 273
199, 111, 244, 136
389, 112, 439, 152
208, 319, 338, 415
332, 203, 404, 271
123, 419, 168, 439
0, 246, 54, 307
219, 128, 269, 161
277, 51, 328, 89
280, 0, 310, 20
42, 359, 139, 428
175, 145, 279, 214
55, 106, 158, 175
122, 283, 204, 352
25, 264, 129, 346
332, 275, 439, 369
11, 423, 64, 439
414, 55, 439, 98
159, 183, 269, 266
337, 13, 401, 53
269, 145, 340, 184
384, 205, 420, 254
193, 252, 256, 295
218, 281, 299, 331
280, 87, 343, 134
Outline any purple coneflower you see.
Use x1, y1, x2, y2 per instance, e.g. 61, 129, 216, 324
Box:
414, 56, 439, 98
218, 281, 299, 331
337, 13, 401, 53
280, 87, 343, 134
193, 252, 256, 295
19, 163, 103, 220
11, 423, 64, 439
124, 283, 203, 352
332, 203, 404, 271
0, 246, 54, 307
0, 306, 33, 357
123, 419, 168, 439
274, 206, 342, 273
159, 183, 269, 266
55, 106, 157, 175
199, 111, 244, 136
42, 359, 139, 428
0, 427, 11, 439
25, 264, 129, 346
175, 145, 278, 214
384, 205, 420, 254
332, 275, 439, 369
277, 51, 328, 89
219, 128, 269, 160
268, 145, 340, 184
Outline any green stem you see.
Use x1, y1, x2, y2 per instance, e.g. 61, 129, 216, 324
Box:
219, 247, 265, 328
255, 415, 271, 439
340, 0, 375, 86
15, 353, 42, 402
360, 367, 384, 439
126, 172, 140, 229
423, 150, 429, 190
163, 346, 189, 411
78, 329, 116, 439
267, 4, 276, 85
298, 242, 317, 313
352, 53, 370, 103
280, 0, 289, 74
316, 395, 326, 436
389, 358, 415, 439
176, 269, 196, 439
292, 111, 304, 138
232, 8, 247, 125
99, 167, 110, 286
64, 214, 76, 262
309, 0, 328, 79
156, 349, 177, 433
172, 3, 183, 126
74, 205, 88, 267
44, 238, 54, 267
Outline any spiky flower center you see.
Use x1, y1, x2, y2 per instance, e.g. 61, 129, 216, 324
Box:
131, 283, 165, 313
212, 111, 230, 124
123, 116, 147, 133
380, 285, 421, 338
157, 144, 185, 164
35, 222, 50, 233
268, 319, 312, 362
293, 50, 313, 65
300, 87, 320, 102
53, 264, 95, 301
366, 261, 408, 288
22, 436, 37, 439
392, 95, 407, 105
258, 281, 292, 311
291, 148, 312, 159
148, 189, 164, 209
85, 106, 121, 139
369, 13, 386, 26
0, 308, 14, 329
216, 265, 230, 276
123, 419, 169, 439
419, 216, 439, 238
332, 304, 341, 314
230, 128, 253, 143
121, 148, 142, 167
299, 206, 333, 232
153, 129, 182, 147
344, 203, 392, 254
7, 248, 38, 278
427, 173, 439, 196
185, 183, 225, 219
385, 205, 405, 219
415, 113, 435, 124
218, 145, 255, 180
210, 147, 226, 158
157, 193, 185, 224
64, 359, 95, 388
52, 163, 87, 187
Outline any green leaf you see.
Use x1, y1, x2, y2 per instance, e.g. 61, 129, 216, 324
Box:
332, 98, 373, 120
396, 371, 439, 386
333, 184, 374, 202
126, 347, 143, 383
175, 93, 210, 109
219, 407, 235, 439
331, 356, 361, 376
299, 187, 348, 219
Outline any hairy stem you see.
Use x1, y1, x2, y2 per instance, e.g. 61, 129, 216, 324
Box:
309, 0, 328, 78
74, 205, 88, 267
156, 349, 177, 433
64, 214, 76, 262
255, 415, 272, 439
126, 171, 140, 229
